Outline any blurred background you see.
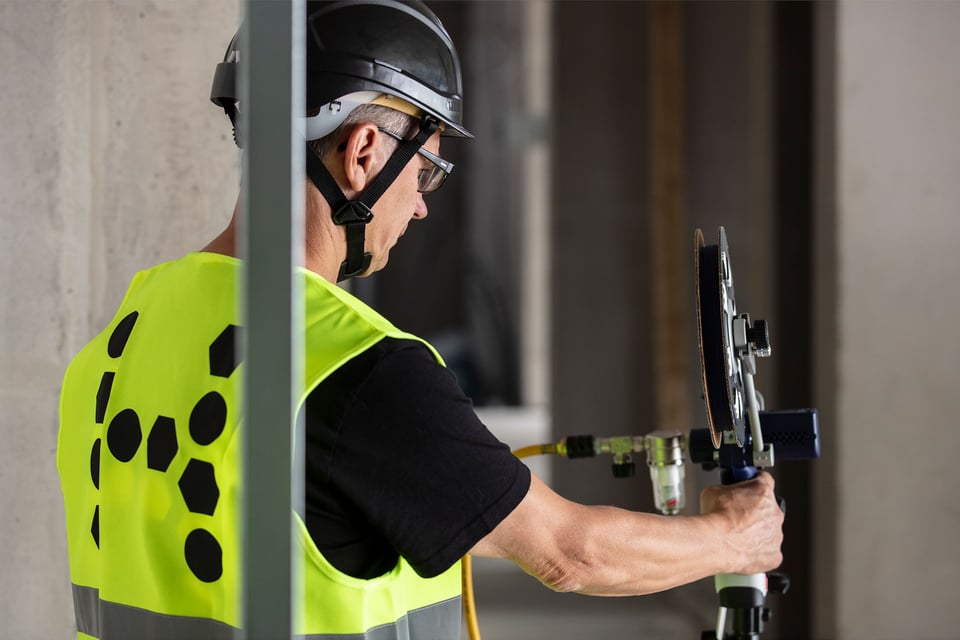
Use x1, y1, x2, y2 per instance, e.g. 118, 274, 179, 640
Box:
2, 1, 959, 638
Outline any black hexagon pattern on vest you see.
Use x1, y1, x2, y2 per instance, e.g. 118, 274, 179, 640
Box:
178, 459, 220, 516
95, 372, 115, 425
91, 505, 100, 549
184, 528, 223, 583
147, 416, 178, 472
90, 438, 101, 489
209, 324, 242, 378
88, 317, 243, 581
107, 408, 141, 463
108, 311, 139, 358
189, 391, 227, 446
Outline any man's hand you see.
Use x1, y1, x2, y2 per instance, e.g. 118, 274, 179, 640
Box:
700, 471, 785, 575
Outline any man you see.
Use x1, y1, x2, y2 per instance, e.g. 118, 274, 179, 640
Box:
57, 1, 783, 638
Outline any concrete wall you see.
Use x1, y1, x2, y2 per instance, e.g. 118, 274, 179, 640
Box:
814, 2, 960, 638
3, 1, 960, 639
0, 2, 238, 636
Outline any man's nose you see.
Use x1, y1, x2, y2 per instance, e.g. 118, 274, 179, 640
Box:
413, 193, 428, 219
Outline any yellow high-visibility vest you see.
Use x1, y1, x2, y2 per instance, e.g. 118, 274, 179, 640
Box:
58, 252, 461, 639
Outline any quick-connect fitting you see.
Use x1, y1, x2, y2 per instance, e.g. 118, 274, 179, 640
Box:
535, 432, 688, 516
556, 434, 597, 459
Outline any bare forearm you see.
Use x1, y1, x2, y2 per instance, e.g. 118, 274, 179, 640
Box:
472, 472, 782, 597
527, 504, 730, 596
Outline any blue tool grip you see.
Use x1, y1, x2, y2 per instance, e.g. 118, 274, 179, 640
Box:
722, 466, 758, 485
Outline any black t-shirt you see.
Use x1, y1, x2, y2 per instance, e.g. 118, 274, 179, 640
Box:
302, 337, 530, 580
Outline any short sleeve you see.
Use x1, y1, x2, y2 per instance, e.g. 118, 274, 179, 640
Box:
303, 338, 530, 578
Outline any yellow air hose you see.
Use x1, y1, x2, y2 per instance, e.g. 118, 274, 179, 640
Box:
462, 442, 559, 640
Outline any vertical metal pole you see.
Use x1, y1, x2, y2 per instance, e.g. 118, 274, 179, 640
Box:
239, 1, 304, 637
520, 0, 552, 409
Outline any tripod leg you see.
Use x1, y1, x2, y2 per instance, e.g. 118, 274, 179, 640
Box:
716, 607, 727, 639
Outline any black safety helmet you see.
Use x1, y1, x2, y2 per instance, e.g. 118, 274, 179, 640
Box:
210, 0, 473, 142
210, 0, 472, 282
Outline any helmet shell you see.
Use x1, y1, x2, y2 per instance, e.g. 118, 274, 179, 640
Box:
210, 0, 472, 139
306, 0, 471, 137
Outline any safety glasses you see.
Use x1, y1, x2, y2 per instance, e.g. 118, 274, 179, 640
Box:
378, 127, 454, 193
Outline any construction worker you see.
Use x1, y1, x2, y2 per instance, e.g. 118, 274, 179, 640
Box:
57, 1, 783, 638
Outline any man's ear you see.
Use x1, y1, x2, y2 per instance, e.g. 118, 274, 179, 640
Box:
342, 122, 381, 192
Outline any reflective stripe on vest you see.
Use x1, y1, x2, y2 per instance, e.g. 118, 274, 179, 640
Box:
73, 584, 235, 639
73, 584, 461, 640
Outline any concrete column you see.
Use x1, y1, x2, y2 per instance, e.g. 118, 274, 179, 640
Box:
0, 2, 237, 636
815, 2, 960, 637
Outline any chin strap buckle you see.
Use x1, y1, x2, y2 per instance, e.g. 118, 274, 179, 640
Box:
332, 201, 374, 226
333, 201, 374, 281
337, 253, 372, 281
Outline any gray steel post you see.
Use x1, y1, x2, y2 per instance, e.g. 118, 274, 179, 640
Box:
239, 1, 305, 637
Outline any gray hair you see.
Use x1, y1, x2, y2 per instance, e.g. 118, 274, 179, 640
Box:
308, 104, 416, 160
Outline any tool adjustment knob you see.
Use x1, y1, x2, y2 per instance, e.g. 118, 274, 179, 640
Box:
747, 319, 771, 357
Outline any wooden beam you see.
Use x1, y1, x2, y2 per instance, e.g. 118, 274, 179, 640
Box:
649, 1, 691, 437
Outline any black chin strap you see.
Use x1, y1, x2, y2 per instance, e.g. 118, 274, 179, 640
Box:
306, 117, 440, 281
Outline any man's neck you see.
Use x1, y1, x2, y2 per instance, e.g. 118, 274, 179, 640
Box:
202, 199, 344, 284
